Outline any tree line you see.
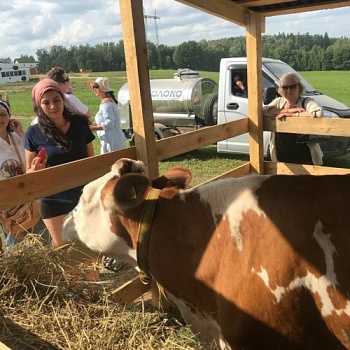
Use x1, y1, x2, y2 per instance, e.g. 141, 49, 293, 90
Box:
3, 32, 350, 73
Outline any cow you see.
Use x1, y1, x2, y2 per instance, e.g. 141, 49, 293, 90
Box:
62, 158, 350, 350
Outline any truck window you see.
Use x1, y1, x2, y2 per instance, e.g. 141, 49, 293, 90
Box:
262, 72, 275, 91
231, 70, 247, 97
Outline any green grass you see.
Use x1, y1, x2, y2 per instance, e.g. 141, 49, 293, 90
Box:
300, 71, 350, 106
159, 146, 249, 187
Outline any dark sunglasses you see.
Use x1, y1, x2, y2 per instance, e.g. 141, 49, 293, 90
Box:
92, 84, 99, 89
281, 83, 298, 91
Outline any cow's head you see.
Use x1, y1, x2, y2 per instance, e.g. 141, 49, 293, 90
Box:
62, 158, 191, 266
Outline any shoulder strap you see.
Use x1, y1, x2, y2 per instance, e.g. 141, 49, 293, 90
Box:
8, 132, 25, 172
301, 97, 309, 109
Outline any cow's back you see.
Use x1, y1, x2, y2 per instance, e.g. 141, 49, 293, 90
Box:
148, 174, 350, 349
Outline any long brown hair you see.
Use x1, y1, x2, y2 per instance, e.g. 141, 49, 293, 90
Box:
34, 105, 89, 151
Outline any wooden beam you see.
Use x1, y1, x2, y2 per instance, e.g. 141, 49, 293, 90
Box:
246, 10, 264, 174
0, 148, 136, 211
119, 0, 159, 179
109, 276, 151, 305
264, 116, 350, 136
262, 1, 350, 16
264, 161, 350, 176
156, 119, 249, 161
197, 162, 251, 187
176, 0, 247, 27
237, 0, 291, 6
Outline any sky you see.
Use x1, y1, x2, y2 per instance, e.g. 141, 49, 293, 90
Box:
1, 0, 350, 61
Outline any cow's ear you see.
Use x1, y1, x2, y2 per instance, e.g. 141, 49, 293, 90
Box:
114, 173, 151, 209
112, 158, 145, 176
152, 166, 192, 189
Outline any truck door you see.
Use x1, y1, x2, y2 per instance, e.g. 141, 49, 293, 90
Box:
217, 62, 272, 156
217, 63, 251, 154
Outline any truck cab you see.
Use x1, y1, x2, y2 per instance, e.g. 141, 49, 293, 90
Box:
217, 57, 350, 158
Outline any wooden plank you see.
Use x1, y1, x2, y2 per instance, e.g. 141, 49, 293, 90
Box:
119, 0, 159, 179
264, 116, 350, 136
176, 0, 247, 27
156, 119, 249, 161
246, 10, 264, 174
197, 162, 251, 187
0, 148, 136, 211
264, 161, 350, 176
237, 0, 291, 6
108, 276, 151, 305
262, 1, 350, 16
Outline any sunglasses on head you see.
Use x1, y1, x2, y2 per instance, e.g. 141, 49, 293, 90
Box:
92, 84, 99, 89
281, 83, 298, 91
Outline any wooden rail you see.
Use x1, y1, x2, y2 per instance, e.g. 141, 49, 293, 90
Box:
1, 117, 350, 210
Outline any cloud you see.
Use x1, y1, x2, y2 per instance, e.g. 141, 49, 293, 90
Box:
0, 0, 349, 61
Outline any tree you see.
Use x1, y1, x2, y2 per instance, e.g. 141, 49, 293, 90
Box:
173, 41, 204, 70
33, 33, 350, 73
0, 57, 11, 63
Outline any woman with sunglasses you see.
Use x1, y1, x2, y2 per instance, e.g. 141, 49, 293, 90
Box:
263, 72, 323, 165
89, 77, 127, 154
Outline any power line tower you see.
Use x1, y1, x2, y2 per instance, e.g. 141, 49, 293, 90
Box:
144, 8, 162, 69
144, 9, 160, 45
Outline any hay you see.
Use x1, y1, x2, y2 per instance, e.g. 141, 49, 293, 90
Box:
0, 235, 215, 349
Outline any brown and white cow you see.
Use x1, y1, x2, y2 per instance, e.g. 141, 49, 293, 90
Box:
62, 158, 350, 350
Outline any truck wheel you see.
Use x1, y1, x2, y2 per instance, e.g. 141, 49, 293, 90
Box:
204, 93, 218, 126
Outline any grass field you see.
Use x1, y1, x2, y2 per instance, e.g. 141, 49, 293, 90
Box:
1, 69, 350, 179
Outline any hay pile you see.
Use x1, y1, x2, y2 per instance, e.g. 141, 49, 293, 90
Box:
0, 235, 215, 349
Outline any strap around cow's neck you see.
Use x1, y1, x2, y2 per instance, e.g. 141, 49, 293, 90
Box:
136, 188, 161, 285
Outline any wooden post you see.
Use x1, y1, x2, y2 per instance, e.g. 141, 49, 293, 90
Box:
119, 0, 159, 179
246, 11, 264, 175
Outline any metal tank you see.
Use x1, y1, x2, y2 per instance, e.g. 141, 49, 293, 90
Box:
118, 69, 218, 129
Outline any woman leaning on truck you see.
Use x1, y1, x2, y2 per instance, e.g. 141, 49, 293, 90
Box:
263, 72, 323, 166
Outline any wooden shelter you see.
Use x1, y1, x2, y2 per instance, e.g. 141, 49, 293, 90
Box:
1, 0, 350, 306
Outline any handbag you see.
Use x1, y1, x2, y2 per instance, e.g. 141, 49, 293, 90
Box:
0, 133, 41, 237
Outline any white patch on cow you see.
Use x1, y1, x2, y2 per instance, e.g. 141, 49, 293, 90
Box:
169, 293, 231, 350
255, 267, 285, 302
196, 174, 268, 251
254, 221, 350, 317
62, 163, 139, 267
313, 221, 338, 286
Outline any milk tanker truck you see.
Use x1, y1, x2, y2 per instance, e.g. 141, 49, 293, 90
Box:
118, 57, 350, 158
118, 68, 219, 142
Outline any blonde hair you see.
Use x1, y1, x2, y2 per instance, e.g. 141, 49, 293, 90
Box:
278, 72, 305, 95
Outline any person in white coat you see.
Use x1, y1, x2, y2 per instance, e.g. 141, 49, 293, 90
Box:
89, 77, 127, 154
